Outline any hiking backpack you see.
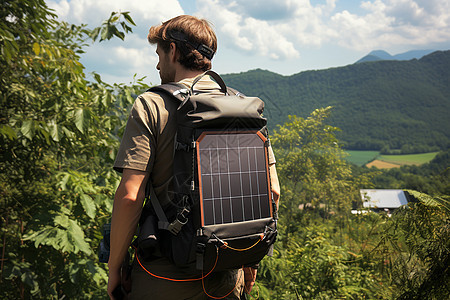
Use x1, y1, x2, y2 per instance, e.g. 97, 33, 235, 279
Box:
138, 71, 277, 272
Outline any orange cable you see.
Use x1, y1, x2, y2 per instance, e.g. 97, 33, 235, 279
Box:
221, 236, 262, 252
134, 242, 258, 298
134, 246, 218, 282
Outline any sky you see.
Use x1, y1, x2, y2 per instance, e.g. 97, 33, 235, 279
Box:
46, 0, 450, 85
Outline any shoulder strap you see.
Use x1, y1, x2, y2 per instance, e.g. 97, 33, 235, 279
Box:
147, 83, 188, 102
145, 183, 186, 236
146, 184, 169, 229
149, 71, 235, 98
142, 84, 190, 236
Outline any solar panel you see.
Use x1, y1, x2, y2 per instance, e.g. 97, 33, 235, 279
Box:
196, 131, 272, 226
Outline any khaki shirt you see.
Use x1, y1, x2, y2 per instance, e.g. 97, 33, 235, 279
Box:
114, 76, 276, 205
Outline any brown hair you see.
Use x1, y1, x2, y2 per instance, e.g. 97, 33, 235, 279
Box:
148, 15, 217, 71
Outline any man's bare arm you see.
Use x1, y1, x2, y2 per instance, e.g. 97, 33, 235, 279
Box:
269, 163, 280, 207
107, 169, 148, 298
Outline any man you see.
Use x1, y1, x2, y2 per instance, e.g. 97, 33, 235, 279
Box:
107, 15, 280, 300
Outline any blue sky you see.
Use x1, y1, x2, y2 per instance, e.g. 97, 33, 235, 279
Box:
47, 0, 450, 85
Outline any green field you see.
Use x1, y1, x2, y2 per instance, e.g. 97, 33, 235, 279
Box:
345, 150, 380, 166
378, 152, 439, 165
345, 151, 439, 167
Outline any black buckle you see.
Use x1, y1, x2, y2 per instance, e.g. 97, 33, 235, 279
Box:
167, 207, 190, 235
177, 207, 190, 223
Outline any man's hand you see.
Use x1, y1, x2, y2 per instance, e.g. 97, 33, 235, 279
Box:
243, 266, 257, 294
107, 268, 121, 299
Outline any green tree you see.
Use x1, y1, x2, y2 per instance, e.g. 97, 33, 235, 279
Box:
1, 1, 147, 298
369, 191, 450, 299
253, 108, 379, 299
271, 108, 360, 242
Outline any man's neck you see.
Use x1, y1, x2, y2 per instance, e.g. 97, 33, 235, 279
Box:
173, 68, 204, 83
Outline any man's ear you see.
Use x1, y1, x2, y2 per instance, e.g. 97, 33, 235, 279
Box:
169, 42, 178, 63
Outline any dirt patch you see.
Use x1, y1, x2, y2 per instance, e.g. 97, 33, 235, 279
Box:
365, 160, 401, 169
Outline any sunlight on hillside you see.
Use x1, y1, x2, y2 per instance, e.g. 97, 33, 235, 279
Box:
366, 159, 401, 169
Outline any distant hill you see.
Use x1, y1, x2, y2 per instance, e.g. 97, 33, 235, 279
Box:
356, 49, 435, 63
222, 51, 450, 151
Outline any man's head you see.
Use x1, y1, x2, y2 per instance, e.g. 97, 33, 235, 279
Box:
148, 15, 217, 83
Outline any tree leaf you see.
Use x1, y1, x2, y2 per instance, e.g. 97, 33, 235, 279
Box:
58, 172, 70, 191
80, 193, 96, 219
68, 219, 92, 255
32, 42, 40, 55
62, 126, 74, 138
55, 228, 72, 252
123, 12, 136, 26
20, 120, 34, 139
54, 214, 70, 228
114, 30, 125, 41
86, 260, 108, 285
49, 121, 61, 142
0, 124, 17, 140
34, 228, 55, 248
74, 108, 90, 133
107, 25, 117, 40
100, 26, 108, 41
68, 263, 80, 284
90, 27, 100, 41
109, 15, 120, 23
93, 73, 102, 83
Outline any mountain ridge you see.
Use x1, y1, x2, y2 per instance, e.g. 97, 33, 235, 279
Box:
356, 49, 435, 63
222, 50, 450, 151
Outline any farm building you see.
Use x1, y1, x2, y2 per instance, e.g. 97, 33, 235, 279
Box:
353, 189, 409, 216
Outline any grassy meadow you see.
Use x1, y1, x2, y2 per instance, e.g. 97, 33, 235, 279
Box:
345, 150, 380, 166
378, 152, 440, 165
345, 151, 439, 168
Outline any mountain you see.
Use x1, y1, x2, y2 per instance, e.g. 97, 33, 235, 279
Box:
356, 49, 435, 63
222, 51, 450, 151
394, 50, 436, 60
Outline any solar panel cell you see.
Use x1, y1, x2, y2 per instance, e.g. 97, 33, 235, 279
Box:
221, 199, 232, 223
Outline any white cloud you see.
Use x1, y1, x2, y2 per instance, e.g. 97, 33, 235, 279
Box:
197, 0, 300, 60
48, 0, 70, 17
108, 36, 157, 75
45, 0, 450, 82
78, 34, 160, 84
198, 0, 450, 54
329, 0, 450, 51
288, 1, 338, 46
47, 0, 186, 84
47, 0, 183, 25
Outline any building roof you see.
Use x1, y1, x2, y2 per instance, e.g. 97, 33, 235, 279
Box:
360, 189, 408, 209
